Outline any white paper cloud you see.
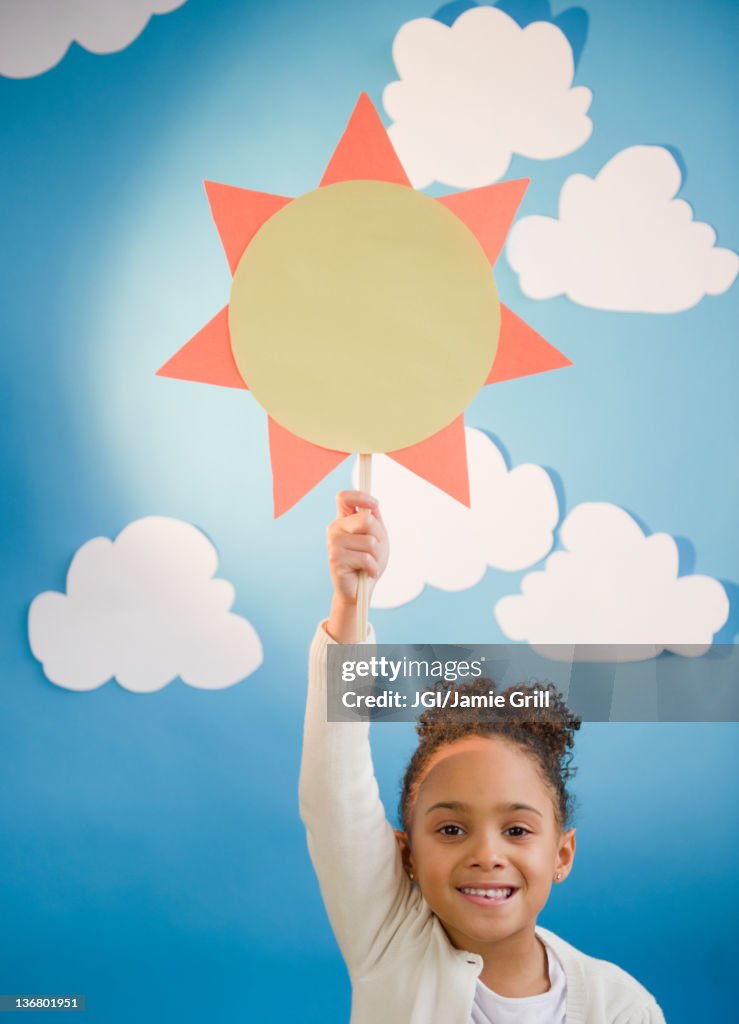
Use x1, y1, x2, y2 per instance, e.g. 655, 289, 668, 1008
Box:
495, 503, 729, 659
383, 6, 592, 189
28, 517, 263, 692
506, 145, 738, 312
0, 0, 187, 79
354, 427, 558, 609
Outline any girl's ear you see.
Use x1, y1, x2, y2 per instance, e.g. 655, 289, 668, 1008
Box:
393, 829, 414, 875
555, 828, 576, 882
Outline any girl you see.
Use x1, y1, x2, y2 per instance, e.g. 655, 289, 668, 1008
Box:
300, 491, 666, 1024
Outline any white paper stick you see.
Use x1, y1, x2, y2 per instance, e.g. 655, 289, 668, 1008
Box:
356, 453, 373, 643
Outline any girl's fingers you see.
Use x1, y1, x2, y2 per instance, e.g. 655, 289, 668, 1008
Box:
334, 533, 380, 556
342, 514, 384, 539
330, 549, 380, 578
329, 494, 388, 586
329, 509, 385, 541
335, 490, 378, 519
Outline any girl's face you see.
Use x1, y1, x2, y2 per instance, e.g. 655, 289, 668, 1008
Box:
403, 735, 575, 955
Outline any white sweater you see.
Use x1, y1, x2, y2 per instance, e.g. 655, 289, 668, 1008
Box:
299, 623, 667, 1024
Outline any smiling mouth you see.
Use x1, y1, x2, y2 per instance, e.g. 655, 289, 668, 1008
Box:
456, 886, 516, 905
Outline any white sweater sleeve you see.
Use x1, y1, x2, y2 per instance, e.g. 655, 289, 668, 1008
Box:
298, 622, 415, 976
612, 1005, 667, 1024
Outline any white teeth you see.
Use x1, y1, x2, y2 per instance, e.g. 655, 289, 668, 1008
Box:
459, 887, 513, 899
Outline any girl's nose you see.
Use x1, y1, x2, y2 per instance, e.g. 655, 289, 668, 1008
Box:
468, 837, 506, 870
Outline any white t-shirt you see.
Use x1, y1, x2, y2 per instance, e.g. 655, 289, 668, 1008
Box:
470, 945, 567, 1024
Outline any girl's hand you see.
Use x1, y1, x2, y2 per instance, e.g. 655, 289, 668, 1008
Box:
326, 491, 389, 642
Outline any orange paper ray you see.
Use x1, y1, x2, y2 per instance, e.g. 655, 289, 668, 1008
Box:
437, 179, 529, 265
320, 92, 411, 188
486, 304, 572, 385
204, 181, 293, 275
269, 417, 350, 517
156, 306, 248, 389
388, 416, 470, 506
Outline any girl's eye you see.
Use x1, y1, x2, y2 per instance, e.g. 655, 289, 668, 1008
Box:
437, 824, 464, 837
504, 826, 531, 838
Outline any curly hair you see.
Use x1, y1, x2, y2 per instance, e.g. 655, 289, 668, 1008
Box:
399, 676, 581, 833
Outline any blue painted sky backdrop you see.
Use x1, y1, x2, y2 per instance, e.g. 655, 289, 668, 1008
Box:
1, 1, 737, 1020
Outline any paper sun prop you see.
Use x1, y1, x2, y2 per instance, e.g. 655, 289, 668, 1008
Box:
157, 94, 570, 516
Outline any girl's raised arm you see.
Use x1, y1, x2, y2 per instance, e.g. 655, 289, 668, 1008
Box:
299, 492, 418, 975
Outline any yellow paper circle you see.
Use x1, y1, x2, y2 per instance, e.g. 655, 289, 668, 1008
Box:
228, 180, 499, 453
